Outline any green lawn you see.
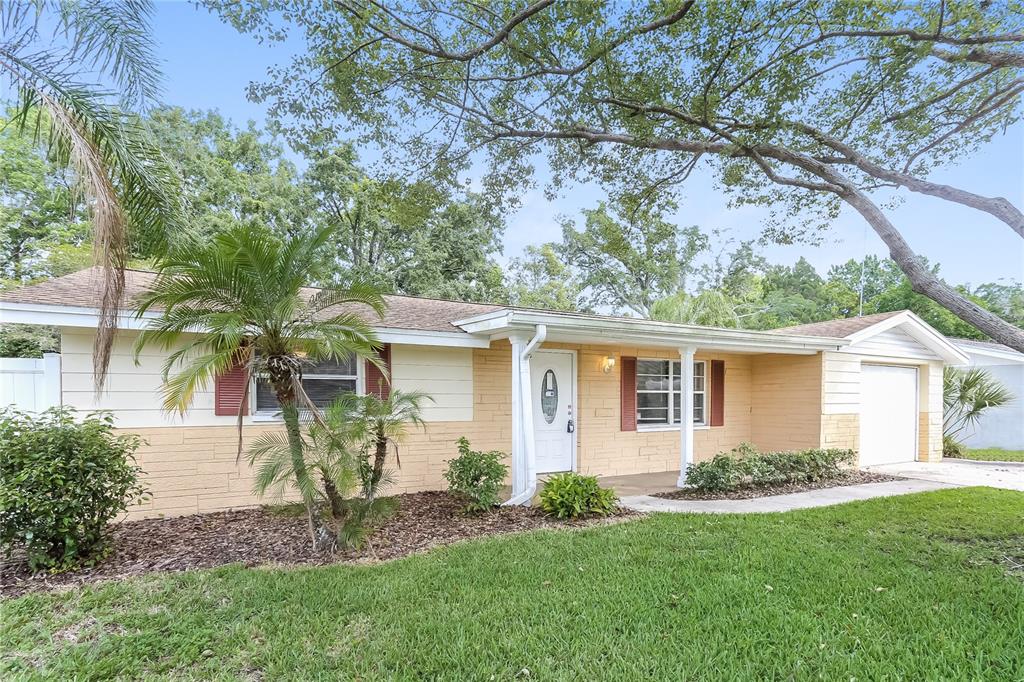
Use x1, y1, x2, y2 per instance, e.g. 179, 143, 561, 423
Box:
959, 448, 1024, 462
3, 488, 1022, 680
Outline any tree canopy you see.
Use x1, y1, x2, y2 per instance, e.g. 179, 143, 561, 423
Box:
208, 0, 1024, 350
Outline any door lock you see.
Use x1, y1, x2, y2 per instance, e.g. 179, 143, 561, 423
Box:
566, 418, 575, 433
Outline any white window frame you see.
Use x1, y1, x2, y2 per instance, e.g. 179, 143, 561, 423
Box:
636, 359, 709, 432
250, 358, 365, 421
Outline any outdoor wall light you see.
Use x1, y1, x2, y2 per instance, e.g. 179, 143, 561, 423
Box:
601, 355, 616, 374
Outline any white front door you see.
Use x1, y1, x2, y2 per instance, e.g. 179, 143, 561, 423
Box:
531, 351, 576, 473
860, 364, 919, 466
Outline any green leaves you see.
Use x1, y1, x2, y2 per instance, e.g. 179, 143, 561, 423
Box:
443, 437, 509, 514
684, 444, 857, 492
538, 472, 618, 519
0, 407, 148, 573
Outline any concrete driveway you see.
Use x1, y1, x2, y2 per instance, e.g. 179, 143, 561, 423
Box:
865, 460, 1024, 491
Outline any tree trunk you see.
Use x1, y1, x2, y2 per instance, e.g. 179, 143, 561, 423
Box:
277, 393, 333, 551
323, 477, 347, 524
368, 431, 388, 501
838, 185, 1024, 352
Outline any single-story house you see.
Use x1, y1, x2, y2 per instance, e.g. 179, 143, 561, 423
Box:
0, 268, 968, 518
949, 338, 1024, 450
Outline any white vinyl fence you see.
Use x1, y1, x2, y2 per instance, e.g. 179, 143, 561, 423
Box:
0, 353, 61, 412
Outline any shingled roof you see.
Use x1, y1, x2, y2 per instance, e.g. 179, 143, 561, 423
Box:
773, 310, 906, 338
0, 267, 504, 334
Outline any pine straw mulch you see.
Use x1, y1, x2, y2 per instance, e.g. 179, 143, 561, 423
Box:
1, 491, 638, 599
651, 470, 902, 501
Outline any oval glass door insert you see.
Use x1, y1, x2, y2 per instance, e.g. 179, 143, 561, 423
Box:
540, 369, 558, 424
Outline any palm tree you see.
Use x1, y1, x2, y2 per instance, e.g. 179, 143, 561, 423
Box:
134, 222, 385, 548
943, 367, 1014, 452
1, 1, 181, 387
357, 390, 432, 501
247, 390, 431, 549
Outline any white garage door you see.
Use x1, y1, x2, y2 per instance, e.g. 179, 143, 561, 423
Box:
860, 364, 918, 466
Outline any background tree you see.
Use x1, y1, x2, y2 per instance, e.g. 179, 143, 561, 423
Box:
0, 116, 89, 284
559, 201, 707, 317
504, 244, 589, 312
135, 222, 384, 549
2, 0, 182, 383
212, 0, 1024, 349
145, 107, 312, 240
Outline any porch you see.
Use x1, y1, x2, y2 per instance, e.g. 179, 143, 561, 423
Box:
452, 311, 853, 505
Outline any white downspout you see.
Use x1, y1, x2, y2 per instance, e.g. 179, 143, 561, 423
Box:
505, 324, 547, 505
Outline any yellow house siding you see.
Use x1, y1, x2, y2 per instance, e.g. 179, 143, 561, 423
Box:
121, 345, 511, 518
390, 345, 474, 421
920, 361, 944, 462
570, 345, 754, 476
750, 353, 823, 451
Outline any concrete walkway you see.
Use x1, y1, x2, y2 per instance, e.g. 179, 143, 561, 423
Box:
865, 460, 1024, 491
620, 478, 955, 514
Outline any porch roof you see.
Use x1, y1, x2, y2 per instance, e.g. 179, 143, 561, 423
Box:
454, 309, 848, 354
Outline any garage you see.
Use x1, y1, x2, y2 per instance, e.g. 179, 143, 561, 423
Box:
859, 364, 919, 466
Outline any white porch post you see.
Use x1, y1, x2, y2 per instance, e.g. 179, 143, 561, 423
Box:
507, 327, 545, 504
677, 345, 697, 487
508, 333, 530, 498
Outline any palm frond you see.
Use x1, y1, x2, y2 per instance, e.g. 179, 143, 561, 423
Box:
1, 6, 180, 388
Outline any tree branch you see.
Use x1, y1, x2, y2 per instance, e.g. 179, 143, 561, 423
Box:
788, 121, 1024, 238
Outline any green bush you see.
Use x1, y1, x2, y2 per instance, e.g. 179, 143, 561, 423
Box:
685, 445, 855, 492
0, 408, 148, 572
684, 454, 747, 492
444, 437, 509, 513
538, 473, 618, 519
943, 435, 966, 458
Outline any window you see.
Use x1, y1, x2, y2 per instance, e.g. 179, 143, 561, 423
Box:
636, 359, 706, 428
254, 356, 360, 414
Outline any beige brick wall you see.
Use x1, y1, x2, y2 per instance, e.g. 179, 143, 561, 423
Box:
123, 341, 764, 518
123, 344, 513, 519
750, 353, 823, 451
821, 413, 859, 451
920, 361, 944, 462
570, 344, 754, 476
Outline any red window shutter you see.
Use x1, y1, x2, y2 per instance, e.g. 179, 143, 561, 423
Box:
214, 356, 249, 416
365, 344, 391, 399
620, 356, 637, 431
710, 359, 725, 427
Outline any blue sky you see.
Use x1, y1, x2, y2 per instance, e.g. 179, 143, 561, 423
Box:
153, 2, 1023, 287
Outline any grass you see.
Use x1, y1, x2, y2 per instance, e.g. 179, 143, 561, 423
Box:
3, 488, 1023, 680
958, 448, 1024, 462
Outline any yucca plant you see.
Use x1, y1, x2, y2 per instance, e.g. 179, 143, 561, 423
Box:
943, 367, 1014, 451
1, 0, 182, 386
134, 222, 385, 549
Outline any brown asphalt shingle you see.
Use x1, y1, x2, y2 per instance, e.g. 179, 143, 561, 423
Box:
773, 310, 906, 338
0, 267, 503, 334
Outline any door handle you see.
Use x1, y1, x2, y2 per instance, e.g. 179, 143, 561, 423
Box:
566, 418, 575, 433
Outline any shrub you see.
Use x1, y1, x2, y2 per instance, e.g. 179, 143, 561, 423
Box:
0, 407, 148, 572
684, 445, 855, 492
444, 437, 509, 513
538, 473, 618, 519
943, 435, 966, 458
684, 454, 747, 492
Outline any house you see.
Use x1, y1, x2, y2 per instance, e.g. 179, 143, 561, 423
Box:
949, 338, 1024, 450
0, 269, 968, 518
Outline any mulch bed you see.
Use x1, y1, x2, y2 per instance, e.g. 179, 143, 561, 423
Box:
652, 470, 902, 501
1, 491, 637, 599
